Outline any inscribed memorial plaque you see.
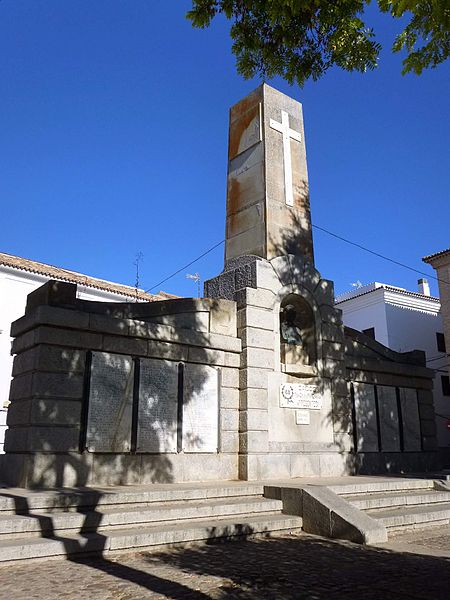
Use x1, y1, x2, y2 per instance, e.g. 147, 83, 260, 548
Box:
296, 410, 310, 425
399, 388, 422, 451
353, 383, 379, 452
377, 386, 400, 452
137, 358, 178, 453
280, 383, 322, 410
183, 364, 219, 453
86, 352, 134, 452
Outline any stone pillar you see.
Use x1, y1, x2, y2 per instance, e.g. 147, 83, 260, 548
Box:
236, 286, 276, 479
226, 84, 314, 264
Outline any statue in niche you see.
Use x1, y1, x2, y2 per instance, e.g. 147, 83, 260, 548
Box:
280, 295, 316, 371
281, 305, 303, 347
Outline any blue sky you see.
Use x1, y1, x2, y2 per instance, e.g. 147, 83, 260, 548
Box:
1, 1, 449, 298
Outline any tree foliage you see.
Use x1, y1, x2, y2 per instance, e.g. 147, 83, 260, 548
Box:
187, 1, 450, 86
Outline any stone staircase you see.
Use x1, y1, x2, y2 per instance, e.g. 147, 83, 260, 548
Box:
331, 478, 450, 535
0, 482, 302, 563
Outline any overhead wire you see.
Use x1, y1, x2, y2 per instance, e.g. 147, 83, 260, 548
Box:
144, 239, 224, 293
143, 222, 447, 294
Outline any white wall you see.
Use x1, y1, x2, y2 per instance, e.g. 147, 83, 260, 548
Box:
0, 266, 142, 453
337, 288, 390, 346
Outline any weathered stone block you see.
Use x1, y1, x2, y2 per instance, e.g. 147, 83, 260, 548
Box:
235, 288, 275, 310
220, 367, 239, 388
103, 335, 147, 356
9, 373, 33, 401
240, 326, 275, 350
239, 368, 270, 389
91, 454, 142, 486
13, 346, 86, 377
32, 372, 84, 399
209, 301, 237, 336
237, 306, 274, 331
240, 388, 268, 410
239, 409, 268, 431
30, 398, 82, 426
89, 313, 130, 336
11, 329, 37, 354
25, 280, 77, 312
36, 326, 103, 351
188, 346, 225, 366
239, 431, 269, 453
322, 341, 345, 361
220, 387, 239, 409
242, 347, 275, 369
6, 426, 80, 452
224, 352, 240, 368
321, 323, 345, 344
323, 358, 346, 379
314, 279, 335, 308
6, 399, 31, 426
320, 305, 343, 326
255, 261, 281, 292
220, 408, 239, 431
220, 431, 239, 453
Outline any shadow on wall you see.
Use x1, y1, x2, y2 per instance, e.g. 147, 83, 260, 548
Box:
268, 201, 432, 475
3, 279, 225, 488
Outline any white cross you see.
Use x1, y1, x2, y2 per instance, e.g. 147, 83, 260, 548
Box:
270, 111, 301, 207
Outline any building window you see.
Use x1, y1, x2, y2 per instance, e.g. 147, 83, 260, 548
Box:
436, 332, 447, 353
362, 327, 375, 340
442, 375, 450, 397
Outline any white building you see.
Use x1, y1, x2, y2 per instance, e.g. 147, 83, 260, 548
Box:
0, 252, 169, 452
335, 280, 450, 451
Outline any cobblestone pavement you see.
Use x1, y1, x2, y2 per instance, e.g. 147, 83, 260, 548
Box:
1, 529, 450, 600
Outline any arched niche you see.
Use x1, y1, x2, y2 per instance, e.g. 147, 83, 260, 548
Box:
280, 293, 317, 374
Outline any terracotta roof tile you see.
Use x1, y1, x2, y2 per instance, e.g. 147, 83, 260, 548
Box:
0, 252, 173, 302
422, 247, 450, 263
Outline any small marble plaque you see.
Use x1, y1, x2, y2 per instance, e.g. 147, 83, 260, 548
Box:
377, 386, 400, 452
399, 388, 422, 451
296, 410, 310, 425
280, 383, 322, 410
86, 352, 134, 452
353, 382, 379, 452
137, 358, 178, 453
183, 364, 219, 453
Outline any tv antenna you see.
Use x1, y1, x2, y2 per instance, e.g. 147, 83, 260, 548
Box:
186, 272, 201, 298
133, 252, 144, 301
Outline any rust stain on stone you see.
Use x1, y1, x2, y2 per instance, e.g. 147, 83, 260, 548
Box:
228, 103, 260, 160
226, 177, 242, 237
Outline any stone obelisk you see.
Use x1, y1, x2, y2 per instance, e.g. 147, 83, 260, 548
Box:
225, 84, 314, 265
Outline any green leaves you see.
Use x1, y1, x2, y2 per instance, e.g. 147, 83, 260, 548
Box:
187, 0, 450, 84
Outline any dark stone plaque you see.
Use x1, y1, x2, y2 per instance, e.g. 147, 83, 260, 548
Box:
137, 358, 178, 453
87, 352, 134, 452
399, 388, 421, 451
377, 386, 400, 452
183, 364, 219, 453
353, 382, 379, 452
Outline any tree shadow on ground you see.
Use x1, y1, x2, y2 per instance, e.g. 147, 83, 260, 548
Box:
139, 532, 450, 599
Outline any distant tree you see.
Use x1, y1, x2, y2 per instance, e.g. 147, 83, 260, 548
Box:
187, 1, 450, 86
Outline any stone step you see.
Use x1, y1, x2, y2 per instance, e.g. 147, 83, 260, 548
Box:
0, 483, 265, 514
344, 489, 450, 511
0, 512, 303, 563
331, 479, 436, 496
367, 502, 450, 530
0, 496, 283, 538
